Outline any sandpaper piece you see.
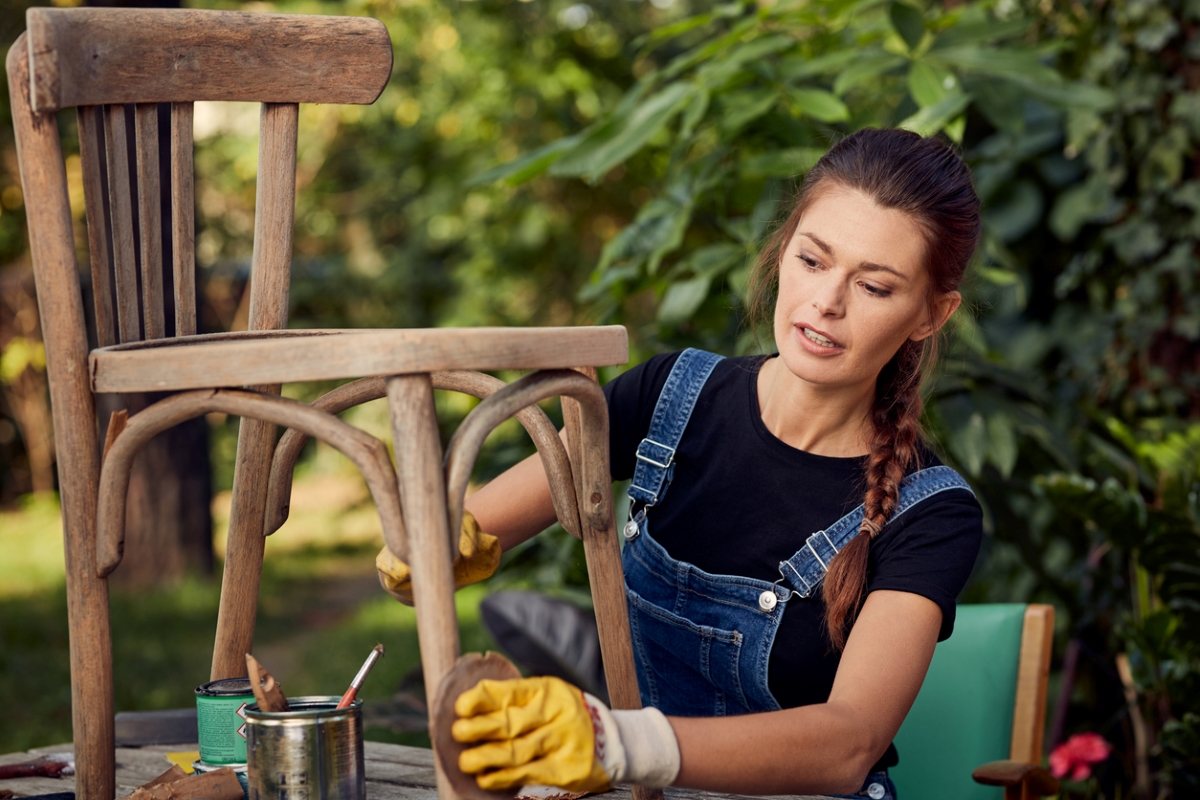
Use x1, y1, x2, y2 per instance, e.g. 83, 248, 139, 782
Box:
245, 653, 289, 712
120, 766, 242, 800
432, 652, 522, 800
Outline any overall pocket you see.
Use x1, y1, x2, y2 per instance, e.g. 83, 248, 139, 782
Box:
626, 587, 752, 717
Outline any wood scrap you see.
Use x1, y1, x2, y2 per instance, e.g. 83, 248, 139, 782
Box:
245, 653, 289, 712
118, 766, 242, 800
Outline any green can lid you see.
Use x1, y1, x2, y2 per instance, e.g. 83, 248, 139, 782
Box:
196, 677, 253, 697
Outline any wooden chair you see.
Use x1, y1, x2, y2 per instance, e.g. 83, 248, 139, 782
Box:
9, 8, 649, 800
891, 604, 1061, 800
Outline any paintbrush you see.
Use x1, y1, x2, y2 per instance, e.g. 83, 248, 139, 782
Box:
246, 653, 290, 713
336, 644, 385, 709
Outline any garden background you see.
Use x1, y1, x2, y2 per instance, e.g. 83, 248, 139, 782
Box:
1, 0, 1198, 797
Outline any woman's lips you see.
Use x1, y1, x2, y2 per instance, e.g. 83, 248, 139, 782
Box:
794, 324, 844, 354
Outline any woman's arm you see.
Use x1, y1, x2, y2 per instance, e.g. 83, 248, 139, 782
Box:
671, 589, 942, 796
463, 432, 566, 551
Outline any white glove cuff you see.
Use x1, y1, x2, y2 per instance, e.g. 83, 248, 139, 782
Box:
610, 706, 681, 788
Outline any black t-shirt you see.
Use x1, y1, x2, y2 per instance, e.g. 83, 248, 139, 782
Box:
603, 352, 983, 767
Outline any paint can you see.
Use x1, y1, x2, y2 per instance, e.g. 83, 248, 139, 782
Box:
245, 695, 365, 800
192, 759, 249, 800
195, 677, 255, 765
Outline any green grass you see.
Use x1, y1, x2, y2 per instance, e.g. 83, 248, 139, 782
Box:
0, 476, 497, 755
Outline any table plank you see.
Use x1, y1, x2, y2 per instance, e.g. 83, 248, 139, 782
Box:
0, 742, 835, 800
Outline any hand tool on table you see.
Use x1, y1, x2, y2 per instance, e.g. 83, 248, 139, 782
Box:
245, 653, 289, 712
336, 644, 385, 709
0, 754, 75, 779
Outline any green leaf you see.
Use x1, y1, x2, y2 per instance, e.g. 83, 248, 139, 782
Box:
933, 45, 1060, 84
658, 276, 712, 325
739, 147, 825, 178
550, 83, 694, 181
697, 34, 796, 89
931, 17, 1031, 48
898, 91, 971, 136
678, 242, 744, 277
468, 133, 585, 187
889, 1, 926, 51
777, 49, 859, 81
949, 412, 989, 477
987, 413, 1019, 478
833, 52, 906, 95
790, 88, 850, 122
719, 89, 780, 134
907, 60, 955, 108
679, 88, 711, 141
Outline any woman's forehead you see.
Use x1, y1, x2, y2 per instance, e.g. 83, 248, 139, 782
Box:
792, 187, 927, 277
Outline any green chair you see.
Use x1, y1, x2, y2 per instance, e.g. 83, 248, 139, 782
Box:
891, 604, 1061, 800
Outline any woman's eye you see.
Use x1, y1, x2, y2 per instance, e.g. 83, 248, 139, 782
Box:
861, 282, 892, 298
798, 254, 821, 270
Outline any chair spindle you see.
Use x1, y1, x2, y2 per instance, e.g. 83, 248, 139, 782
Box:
171, 102, 196, 338
133, 103, 164, 340
102, 104, 140, 344
77, 104, 116, 348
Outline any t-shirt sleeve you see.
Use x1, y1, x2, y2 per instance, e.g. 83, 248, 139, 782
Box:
603, 351, 681, 482
865, 488, 983, 641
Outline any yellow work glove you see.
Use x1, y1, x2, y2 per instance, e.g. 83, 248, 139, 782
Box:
375, 511, 500, 605
453, 676, 681, 792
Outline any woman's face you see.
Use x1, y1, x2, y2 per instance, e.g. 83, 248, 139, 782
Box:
773, 185, 959, 393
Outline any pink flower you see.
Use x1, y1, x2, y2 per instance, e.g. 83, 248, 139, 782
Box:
1050, 733, 1113, 781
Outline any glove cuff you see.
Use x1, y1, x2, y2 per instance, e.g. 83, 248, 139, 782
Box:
587, 698, 679, 789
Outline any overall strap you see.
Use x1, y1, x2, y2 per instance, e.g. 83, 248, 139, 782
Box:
627, 348, 725, 508
779, 465, 974, 598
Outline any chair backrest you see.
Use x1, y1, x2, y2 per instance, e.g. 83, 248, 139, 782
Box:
890, 604, 1055, 800
23, 7, 392, 348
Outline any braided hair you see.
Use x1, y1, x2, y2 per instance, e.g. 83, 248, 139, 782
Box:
747, 129, 980, 650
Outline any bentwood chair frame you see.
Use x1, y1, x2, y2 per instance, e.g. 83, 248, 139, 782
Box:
9, 8, 647, 800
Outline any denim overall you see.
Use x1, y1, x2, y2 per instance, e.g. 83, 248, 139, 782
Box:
619, 349, 975, 800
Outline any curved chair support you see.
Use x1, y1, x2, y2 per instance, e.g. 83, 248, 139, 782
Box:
96, 388, 405, 576
264, 371, 581, 539
445, 369, 608, 549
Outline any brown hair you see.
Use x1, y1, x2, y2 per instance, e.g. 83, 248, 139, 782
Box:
747, 128, 980, 650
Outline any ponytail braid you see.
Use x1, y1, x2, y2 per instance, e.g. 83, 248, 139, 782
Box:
822, 338, 927, 650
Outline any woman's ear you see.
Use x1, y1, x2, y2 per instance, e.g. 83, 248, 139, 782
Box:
910, 291, 962, 343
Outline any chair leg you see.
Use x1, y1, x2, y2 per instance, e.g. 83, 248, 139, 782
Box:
63, 491, 115, 800
211, 413, 276, 680
563, 374, 664, 800
386, 374, 463, 800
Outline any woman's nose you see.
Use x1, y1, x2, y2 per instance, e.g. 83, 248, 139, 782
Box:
811, 274, 845, 316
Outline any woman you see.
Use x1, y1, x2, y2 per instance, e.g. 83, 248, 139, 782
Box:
378, 128, 984, 799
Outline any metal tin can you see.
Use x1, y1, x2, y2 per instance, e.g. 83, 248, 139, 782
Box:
245, 696, 365, 800
195, 677, 255, 765
192, 759, 249, 800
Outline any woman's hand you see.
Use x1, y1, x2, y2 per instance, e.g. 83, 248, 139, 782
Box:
376, 511, 500, 604
453, 676, 680, 792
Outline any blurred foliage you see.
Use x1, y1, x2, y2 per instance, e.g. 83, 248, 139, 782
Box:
472, 0, 1200, 795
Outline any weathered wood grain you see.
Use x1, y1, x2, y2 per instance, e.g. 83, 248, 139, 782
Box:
210, 102, 299, 682
388, 374, 463, 800
560, 367, 658, 800
170, 102, 195, 337
264, 370, 579, 549
26, 7, 393, 112
443, 370, 588, 546
89, 326, 630, 392
0, 743, 837, 800
104, 103, 140, 343
1010, 605, 1054, 764
94, 389, 403, 579
76, 104, 116, 348
7, 35, 114, 800
133, 102, 164, 340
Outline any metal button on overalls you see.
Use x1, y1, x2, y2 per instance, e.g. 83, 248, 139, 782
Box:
758, 590, 777, 612
866, 781, 886, 800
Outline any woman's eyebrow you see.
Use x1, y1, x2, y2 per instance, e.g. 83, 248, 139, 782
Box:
800, 232, 909, 281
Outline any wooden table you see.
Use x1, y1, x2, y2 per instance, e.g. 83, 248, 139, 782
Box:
0, 742, 834, 800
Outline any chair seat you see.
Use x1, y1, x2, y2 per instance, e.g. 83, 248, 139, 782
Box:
89, 325, 629, 392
